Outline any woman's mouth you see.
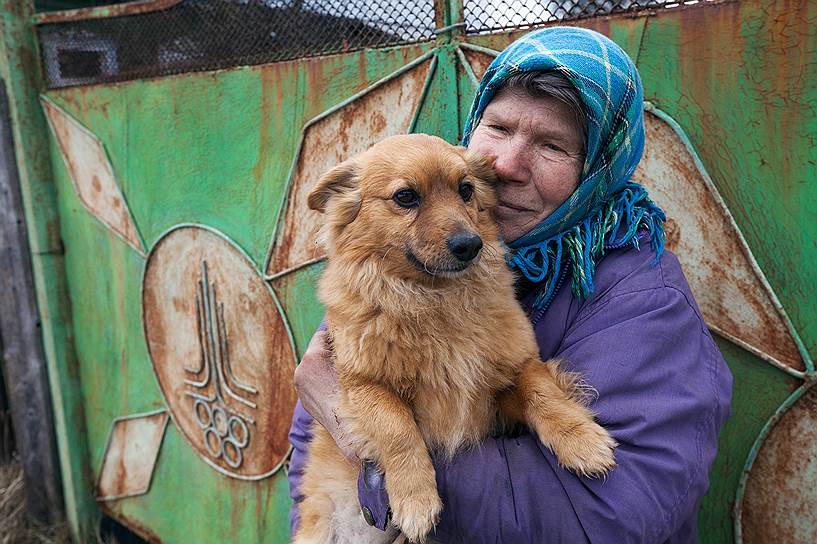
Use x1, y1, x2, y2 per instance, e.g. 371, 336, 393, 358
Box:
497, 201, 532, 213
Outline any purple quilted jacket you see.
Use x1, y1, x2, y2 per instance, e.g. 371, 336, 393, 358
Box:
287, 243, 733, 543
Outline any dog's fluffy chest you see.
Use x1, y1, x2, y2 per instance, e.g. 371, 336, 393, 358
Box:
335, 309, 523, 453
411, 381, 497, 456
325, 256, 539, 455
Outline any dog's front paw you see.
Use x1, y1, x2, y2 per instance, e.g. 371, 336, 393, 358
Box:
389, 481, 442, 543
551, 419, 617, 477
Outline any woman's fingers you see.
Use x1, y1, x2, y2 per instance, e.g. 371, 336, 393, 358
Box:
294, 330, 359, 461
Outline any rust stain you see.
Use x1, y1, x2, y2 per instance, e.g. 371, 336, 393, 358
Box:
255, 482, 265, 533
633, 110, 803, 371
369, 110, 387, 134
740, 385, 817, 544
304, 57, 327, 121
675, 1, 743, 175
44, 218, 62, 253
462, 49, 496, 82
583, 17, 612, 38
143, 226, 297, 478
266, 58, 432, 276
252, 69, 277, 200
171, 296, 189, 313
35, 0, 181, 24
357, 53, 369, 90
119, 349, 128, 408
434, 0, 445, 29
663, 217, 680, 252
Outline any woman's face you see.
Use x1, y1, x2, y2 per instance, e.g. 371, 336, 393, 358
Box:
467, 90, 585, 242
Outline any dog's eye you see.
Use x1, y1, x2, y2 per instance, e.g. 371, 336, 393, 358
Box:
459, 182, 474, 202
393, 189, 420, 208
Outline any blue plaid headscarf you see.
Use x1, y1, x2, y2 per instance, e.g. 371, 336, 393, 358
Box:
462, 26, 666, 310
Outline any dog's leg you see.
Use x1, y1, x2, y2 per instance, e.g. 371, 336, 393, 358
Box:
294, 427, 346, 544
342, 377, 442, 544
296, 426, 398, 544
293, 494, 334, 544
499, 359, 617, 477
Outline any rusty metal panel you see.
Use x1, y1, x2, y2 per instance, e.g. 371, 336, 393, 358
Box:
632, 107, 806, 374
35, 40, 435, 542
41, 98, 145, 254
265, 55, 434, 278
97, 410, 168, 501
738, 383, 817, 544
142, 225, 298, 479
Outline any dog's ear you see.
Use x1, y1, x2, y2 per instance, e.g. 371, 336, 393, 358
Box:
462, 149, 498, 212
308, 161, 359, 213
463, 150, 498, 186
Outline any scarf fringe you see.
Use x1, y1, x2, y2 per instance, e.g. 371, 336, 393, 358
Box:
507, 183, 666, 311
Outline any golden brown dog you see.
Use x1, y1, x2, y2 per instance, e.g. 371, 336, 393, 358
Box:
294, 134, 616, 544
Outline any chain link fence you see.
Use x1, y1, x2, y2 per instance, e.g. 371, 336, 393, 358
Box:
37, 0, 436, 88
36, 0, 717, 88
464, 1, 716, 33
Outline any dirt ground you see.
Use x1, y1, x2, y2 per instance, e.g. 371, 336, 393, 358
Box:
0, 460, 71, 544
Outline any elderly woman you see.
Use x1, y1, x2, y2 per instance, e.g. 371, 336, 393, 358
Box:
289, 27, 732, 543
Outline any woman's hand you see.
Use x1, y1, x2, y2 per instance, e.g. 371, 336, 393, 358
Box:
293, 330, 359, 461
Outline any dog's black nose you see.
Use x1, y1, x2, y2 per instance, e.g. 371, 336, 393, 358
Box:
447, 233, 483, 262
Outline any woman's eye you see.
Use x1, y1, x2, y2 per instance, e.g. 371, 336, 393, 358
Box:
459, 182, 474, 202
544, 142, 565, 153
489, 124, 509, 134
393, 189, 420, 208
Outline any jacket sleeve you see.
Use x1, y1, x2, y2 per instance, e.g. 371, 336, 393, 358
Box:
428, 284, 732, 543
288, 319, 332, 535
288, 399, 314, 535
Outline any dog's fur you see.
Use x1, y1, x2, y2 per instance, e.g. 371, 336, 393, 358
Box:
294, 134, 616, 544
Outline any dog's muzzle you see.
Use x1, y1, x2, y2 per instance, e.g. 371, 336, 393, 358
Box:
447, 232, 483, 263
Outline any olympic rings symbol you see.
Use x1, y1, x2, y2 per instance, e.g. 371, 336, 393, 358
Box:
193, 398, 250, 469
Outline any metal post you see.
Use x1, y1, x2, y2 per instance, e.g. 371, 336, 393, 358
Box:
0, 76, 63, 527
434, 0, 465, 44
0, 1, 98, 540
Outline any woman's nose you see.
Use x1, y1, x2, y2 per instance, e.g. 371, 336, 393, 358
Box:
492, 138, 528, 184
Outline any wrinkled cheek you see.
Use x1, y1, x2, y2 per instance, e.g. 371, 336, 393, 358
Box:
494, 209, 532, 242
534, 164, 580, 208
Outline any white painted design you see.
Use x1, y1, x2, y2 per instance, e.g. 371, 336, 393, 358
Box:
97, 411, 168, 501
42, 99, 144, 254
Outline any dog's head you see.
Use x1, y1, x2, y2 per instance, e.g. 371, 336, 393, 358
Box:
308, 134, 498, 283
